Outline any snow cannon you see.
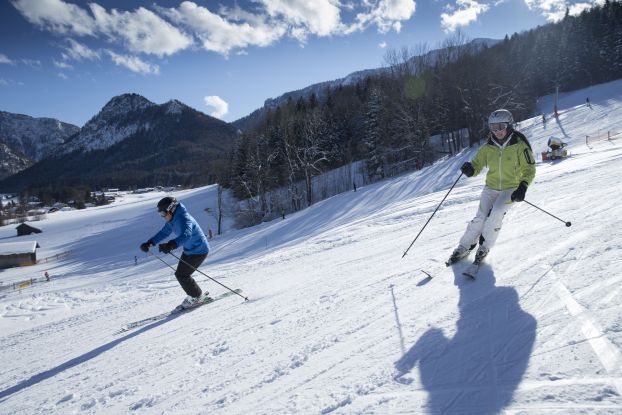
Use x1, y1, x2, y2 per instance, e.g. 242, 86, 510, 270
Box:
544, 137, 570, 160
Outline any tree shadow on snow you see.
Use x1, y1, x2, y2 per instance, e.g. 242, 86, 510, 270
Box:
0, 314, 180, 403
395, 264, 536, 414
555, 115, 570, 139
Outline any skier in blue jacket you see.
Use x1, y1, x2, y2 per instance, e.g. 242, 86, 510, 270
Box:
140, 196, 210, 309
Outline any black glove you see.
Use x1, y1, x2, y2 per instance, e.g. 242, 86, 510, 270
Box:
140, 241, 153, 253
460, 162, 474, 177
159, 240, 177, 254
511, 181, 528, 202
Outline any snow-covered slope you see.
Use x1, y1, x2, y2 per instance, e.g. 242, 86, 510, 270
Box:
1, 80, 622, 414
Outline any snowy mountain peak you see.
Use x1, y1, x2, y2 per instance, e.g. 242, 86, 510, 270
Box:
165, 99, 185, 115
98, 93, 155, 118
60, 94, 158, 155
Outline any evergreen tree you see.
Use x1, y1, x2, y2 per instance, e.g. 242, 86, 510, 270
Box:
363, 88, 385, 179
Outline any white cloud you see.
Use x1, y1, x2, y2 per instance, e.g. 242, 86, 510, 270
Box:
107, 51, 160, 75
53, 59, 73, 69
568, 2, 594, 15
11, 0, 96, 35
89, 4, 193, 56
21, 59, 42, 68
350, 0, 417, 34
441, 0, 489, 32
524, 0, 566, 21
12, 0, 419, 58
11, 0, 193, 56
258, 0, 344, 41
523, 0, 598, 22
57, 72, 68, 79
379, 41, 387, 48
0, 78, 9, 86
161, 1, 286, 55
0, 53, 15, 65
162, 0, 416, 54
61, 38, 100, 61
204, 95, 229, 119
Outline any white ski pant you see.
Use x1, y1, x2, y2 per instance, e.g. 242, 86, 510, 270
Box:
458, 186, 515, 254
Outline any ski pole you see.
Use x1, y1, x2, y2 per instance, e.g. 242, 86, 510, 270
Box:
149, 250, 177, 272
167, 251, 249, 301
148, 250, 248, 301
402, 172, 463, 258
524, 200, 572, 227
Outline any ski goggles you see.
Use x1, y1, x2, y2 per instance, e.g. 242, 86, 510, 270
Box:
159, 210, 169, 217
489, 123, 508, 133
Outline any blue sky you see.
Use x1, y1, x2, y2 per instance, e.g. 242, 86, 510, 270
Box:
0, 0, 602, 127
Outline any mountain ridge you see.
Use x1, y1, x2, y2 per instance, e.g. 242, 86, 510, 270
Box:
233, 38, 500, 131
0, 111, 80, 179
0, 93, 238, 191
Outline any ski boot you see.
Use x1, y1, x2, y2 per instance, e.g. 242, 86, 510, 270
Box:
446, 244, 476, 266
179, 292, 209, 310
473, 248, 488, 265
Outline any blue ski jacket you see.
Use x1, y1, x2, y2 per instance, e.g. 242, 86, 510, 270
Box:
150, 203, 209, 255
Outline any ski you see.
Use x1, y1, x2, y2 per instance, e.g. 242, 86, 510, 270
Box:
421, 270, 433, 278
115, 289, 242, 335
462, 249, 488, 279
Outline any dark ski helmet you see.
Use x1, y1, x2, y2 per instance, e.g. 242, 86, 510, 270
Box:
157, 196, 178, 216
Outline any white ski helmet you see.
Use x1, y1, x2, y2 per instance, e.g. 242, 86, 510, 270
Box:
488, 109, 514, 128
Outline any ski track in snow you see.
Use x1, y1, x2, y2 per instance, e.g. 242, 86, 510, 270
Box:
1, 80, 622, 413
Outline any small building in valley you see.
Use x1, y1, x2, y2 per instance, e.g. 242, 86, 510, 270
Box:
0, 241, 39, 268
16, 223, 42, 236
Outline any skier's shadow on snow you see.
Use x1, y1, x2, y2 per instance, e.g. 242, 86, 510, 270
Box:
395, 264, 536, 414
0, 315, 179, 403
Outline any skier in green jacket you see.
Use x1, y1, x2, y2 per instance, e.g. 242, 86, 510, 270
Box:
448, 109, 536, 265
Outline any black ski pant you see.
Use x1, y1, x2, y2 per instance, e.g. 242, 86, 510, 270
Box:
175, 252, 207, 298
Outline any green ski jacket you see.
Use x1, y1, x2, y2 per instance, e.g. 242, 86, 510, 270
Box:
470, 130, 536, 191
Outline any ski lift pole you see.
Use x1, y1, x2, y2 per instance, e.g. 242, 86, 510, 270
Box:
402, 173, 463, 258
524, 200, 572, 227
167, 251, 249, 301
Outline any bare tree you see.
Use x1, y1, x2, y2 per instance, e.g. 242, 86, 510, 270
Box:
295, 110, 331, 206
281, 120, 304, 212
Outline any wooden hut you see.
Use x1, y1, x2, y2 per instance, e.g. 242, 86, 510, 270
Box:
16, 223, 42, 236
0, 241, 38, 268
